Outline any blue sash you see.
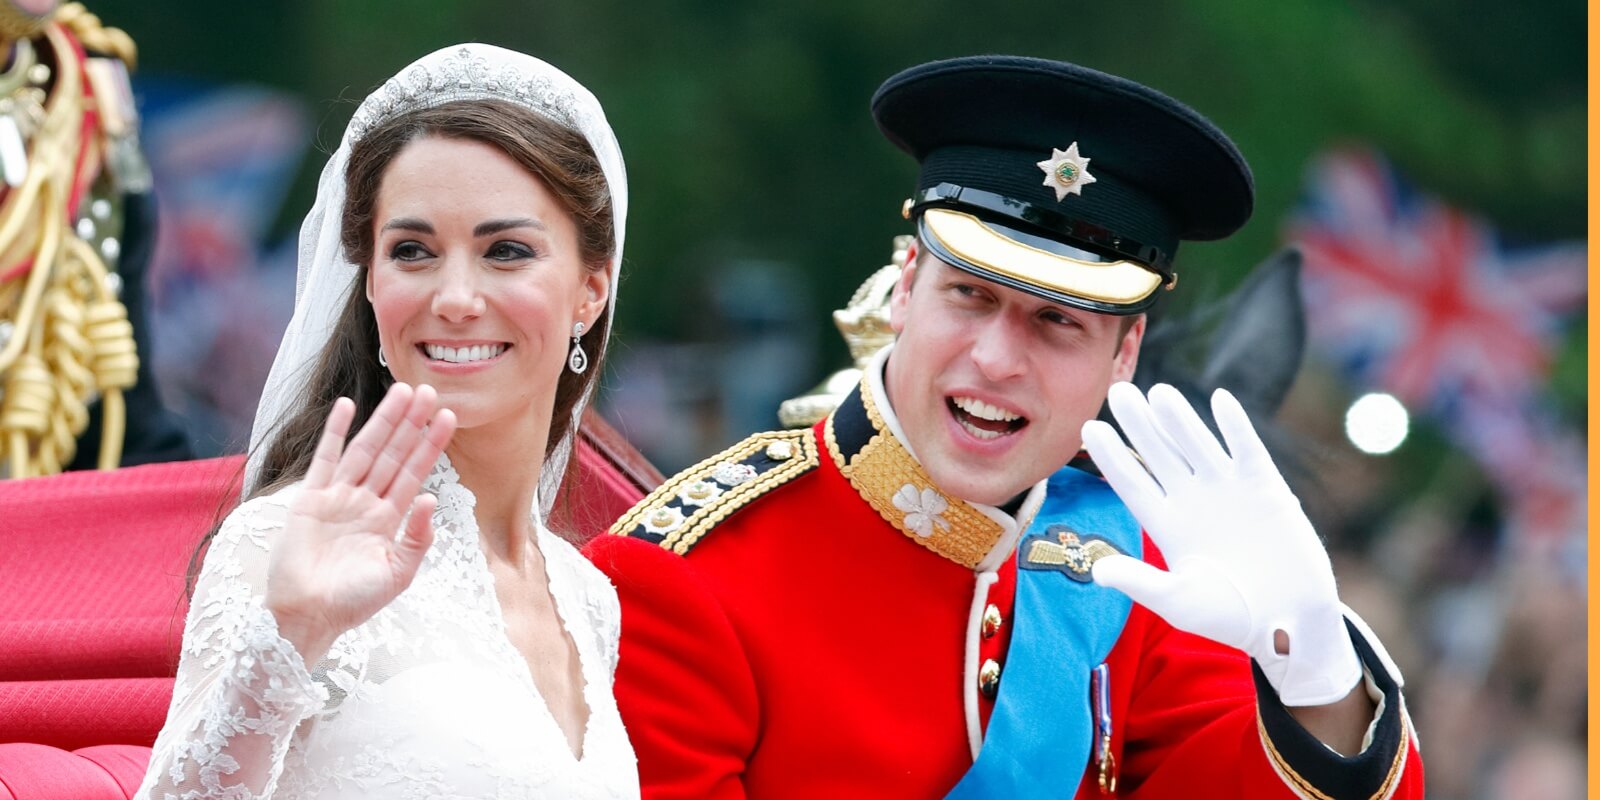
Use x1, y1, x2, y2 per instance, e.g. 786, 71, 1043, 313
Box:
947, 466, 1142, 798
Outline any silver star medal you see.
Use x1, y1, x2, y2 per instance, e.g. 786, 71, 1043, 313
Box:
1037, 142, 1097, 201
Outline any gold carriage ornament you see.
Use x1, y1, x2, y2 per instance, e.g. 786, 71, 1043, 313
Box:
0, 1, 144, 477
776, 235, 911, 429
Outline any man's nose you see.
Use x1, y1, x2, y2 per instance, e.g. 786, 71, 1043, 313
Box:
969, 315, 1027, 382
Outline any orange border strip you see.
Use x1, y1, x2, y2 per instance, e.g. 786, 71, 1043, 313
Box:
1586, 4, 1597, 796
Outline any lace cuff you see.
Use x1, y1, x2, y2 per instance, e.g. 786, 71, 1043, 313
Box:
143, 602, 329, 799
227, 600, 328, 720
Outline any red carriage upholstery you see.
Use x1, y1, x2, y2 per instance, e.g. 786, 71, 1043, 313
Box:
0, 413, 659, 797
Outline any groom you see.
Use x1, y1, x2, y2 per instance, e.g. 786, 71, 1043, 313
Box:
587, 55, 1423, 798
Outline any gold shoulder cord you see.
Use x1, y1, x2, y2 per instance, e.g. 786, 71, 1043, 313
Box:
53, 4, 135, 68
0, 5, 139, 477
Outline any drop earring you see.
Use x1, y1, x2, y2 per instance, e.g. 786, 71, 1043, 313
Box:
568, 321, 588, 374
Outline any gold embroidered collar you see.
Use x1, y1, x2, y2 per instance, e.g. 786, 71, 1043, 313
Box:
824, 356, 1035, 570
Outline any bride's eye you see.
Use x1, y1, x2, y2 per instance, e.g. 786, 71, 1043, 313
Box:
391, 241, 432, 261
487, 241, 537, 261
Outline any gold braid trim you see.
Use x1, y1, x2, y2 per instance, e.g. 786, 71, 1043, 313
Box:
0, 22, 135, 476
1254, 703, 1410, 800
609, 430, 819, 555
53, 3, 136, 68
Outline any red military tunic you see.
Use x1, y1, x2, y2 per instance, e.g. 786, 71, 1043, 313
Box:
585, 372, 1422, 799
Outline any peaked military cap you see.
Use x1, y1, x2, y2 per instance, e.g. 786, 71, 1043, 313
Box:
872, 55, 1254, 314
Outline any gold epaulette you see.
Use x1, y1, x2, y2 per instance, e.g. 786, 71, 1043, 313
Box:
609, 429, 819, 555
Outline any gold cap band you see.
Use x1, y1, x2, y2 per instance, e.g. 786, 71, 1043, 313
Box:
920, 208, 1163, 308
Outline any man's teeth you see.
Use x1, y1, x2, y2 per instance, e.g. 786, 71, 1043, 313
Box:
952, 396, 1021, 423
958, 418, 1005, 440
423, 343, 507, 363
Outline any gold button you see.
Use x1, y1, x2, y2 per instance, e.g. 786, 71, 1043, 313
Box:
766, 440, 794, 461
979, 658, 1001, 699
981, 604, 1003, 639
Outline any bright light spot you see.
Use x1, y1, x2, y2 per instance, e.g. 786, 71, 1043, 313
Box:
1345, 392, 1409, 455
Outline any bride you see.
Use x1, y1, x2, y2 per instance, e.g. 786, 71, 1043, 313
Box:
138, 43, 638, 799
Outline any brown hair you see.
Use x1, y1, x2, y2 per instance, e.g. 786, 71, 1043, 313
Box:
187, 99, 614, 592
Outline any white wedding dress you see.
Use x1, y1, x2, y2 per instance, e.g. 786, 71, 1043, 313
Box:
137, 455, 639, 799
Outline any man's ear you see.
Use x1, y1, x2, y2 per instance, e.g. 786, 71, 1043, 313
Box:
1110, 314, 1146, 384
888, 253, 920, 335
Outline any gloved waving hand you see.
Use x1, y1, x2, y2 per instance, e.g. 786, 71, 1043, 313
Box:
1081, 382, 1361, 707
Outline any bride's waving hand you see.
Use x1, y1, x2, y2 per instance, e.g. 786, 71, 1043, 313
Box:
268, 385, 455, 666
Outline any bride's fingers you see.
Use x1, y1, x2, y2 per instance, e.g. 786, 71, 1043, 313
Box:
332, 382, 413, 486
384, 407, 456, 509
390, 492, 437, 588
363, 384, 439, 497
304, 397, 356, 490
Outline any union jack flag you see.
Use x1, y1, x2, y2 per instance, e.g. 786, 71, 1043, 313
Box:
1287, 149, 1587, 547
1288, 149, 1585, 412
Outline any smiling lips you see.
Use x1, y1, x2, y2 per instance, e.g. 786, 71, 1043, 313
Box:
421, 342, 509, 364
948, 395, 1028, 441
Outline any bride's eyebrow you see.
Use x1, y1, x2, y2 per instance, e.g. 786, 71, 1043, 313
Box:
381, 217, 433, 234
474, 218, 545, 237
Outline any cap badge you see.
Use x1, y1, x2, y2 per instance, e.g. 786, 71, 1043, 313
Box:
1037, 142, 1098, 201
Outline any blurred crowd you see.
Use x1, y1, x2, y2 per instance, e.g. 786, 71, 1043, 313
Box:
1280, 367, 1587, 800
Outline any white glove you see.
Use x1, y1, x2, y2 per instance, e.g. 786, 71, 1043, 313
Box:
1082, 382, 1361, 707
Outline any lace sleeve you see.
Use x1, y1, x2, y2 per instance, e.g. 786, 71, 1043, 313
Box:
585, 559, 623, 681
598, 576, 622, 681
137, 492, 329, 800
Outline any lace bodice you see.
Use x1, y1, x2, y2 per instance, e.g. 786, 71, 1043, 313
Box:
137, 456, 638, 799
